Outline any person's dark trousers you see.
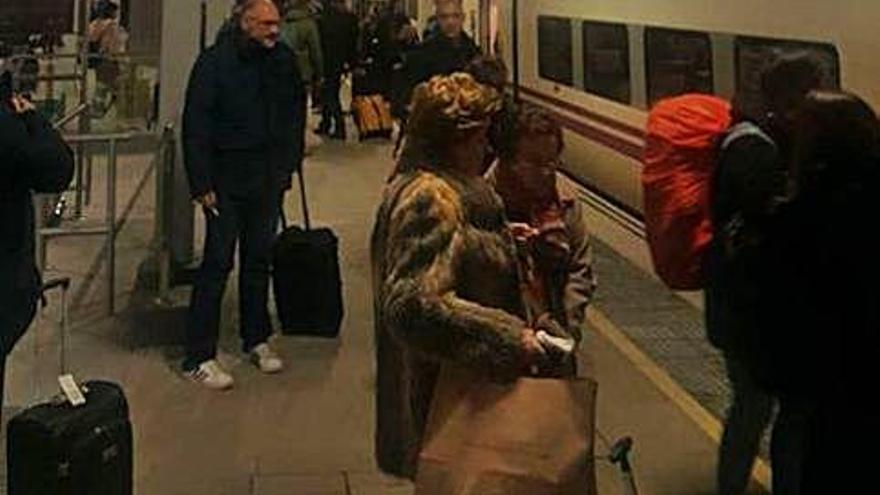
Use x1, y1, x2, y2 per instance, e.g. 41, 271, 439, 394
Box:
800, 398, 869, 493
319, 73, 345, 138
311, 83, 322, 113
770, 394, 812, 494
184, 186, 282, 370
717, 355, 774, 495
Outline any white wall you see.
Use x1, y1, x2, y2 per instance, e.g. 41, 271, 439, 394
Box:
158, 0, 234, 263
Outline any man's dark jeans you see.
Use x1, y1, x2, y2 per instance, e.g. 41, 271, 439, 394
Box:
320, 74, 344, 136
185, 187, 282, 370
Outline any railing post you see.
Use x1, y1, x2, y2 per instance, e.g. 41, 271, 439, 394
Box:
77, 0, 92, 216
74, 147, 86, 218
85, 152, 94, 207
155, 123, 175, 304
106, 139, 118, 315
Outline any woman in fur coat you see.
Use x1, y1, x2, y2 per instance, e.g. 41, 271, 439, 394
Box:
371, 73, 550, 479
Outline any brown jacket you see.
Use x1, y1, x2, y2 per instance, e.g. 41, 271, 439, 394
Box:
485, 168, 598, 342
371, 169, 532, 478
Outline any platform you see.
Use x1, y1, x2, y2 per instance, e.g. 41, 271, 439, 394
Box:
1, 120, 769, 494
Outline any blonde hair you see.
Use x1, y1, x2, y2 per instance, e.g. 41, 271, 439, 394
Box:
396, 73, 502, 175
410, 72, 500, 136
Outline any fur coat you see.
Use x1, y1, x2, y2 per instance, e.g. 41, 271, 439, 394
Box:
370, 168, 531, 479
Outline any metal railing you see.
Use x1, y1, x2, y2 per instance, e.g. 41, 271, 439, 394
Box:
53, 102, 91, 130
35, 120, 177, 316
38, 132, 135, 316
154, 123, 177, 305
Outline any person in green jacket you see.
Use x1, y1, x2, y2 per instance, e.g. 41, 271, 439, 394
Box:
281, 0, 324, 89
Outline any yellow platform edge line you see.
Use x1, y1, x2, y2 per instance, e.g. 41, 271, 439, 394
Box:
587, 307, 772, 490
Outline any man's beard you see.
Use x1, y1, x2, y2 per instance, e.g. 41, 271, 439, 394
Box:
260, 38, 277, 49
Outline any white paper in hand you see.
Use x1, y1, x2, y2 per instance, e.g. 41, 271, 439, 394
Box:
536, 331, 576, 355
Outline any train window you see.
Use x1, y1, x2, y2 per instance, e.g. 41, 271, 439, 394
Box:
537, 16, 573, 86
582, 21, 631, 104
734, 37, 840, 119
645, 28, 713, 105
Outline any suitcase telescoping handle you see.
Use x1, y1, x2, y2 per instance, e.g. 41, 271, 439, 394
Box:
40, 277, 72, 375
281, 164, 312, 231
39, 277, 90, 407
297, 164, 312, 231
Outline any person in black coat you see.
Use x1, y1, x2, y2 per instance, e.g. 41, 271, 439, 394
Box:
706, 54, 830, 494
315, 0, 358, 139
397, 0, 478, 122
757, 91, 879, 493
182, 0, 306, 390
0, 67, 74, 409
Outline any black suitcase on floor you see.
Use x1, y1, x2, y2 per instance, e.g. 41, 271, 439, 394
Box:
6, 279, 134, 495
273, 167, 344, 337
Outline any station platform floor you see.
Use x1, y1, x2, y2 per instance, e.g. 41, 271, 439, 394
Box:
1, 121, 771, 494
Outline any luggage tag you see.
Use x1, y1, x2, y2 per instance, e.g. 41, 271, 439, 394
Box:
58, 374, 87, 407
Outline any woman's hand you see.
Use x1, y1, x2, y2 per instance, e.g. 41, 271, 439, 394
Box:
521, 328, 547, 363
509, 222, 539, 242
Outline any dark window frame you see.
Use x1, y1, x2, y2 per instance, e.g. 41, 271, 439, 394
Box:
537, 15, 574, 86
582, 20, 632, 104
734, 36, 841, 86
733, 36, 840, 119
644, 27, 714, 105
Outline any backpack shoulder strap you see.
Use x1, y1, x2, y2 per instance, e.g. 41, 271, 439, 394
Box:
721, 121, 775, 151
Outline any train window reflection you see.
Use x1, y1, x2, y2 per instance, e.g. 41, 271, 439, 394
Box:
538, 16, 573, 86
734, 37, 840, 119
645, 28, 713, 105
583, 21, 631, 104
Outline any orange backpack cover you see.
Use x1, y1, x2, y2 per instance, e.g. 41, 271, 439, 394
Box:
643, 94, 732, 290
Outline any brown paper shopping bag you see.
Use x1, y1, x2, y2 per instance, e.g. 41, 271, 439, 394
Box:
414, 367, 598, 495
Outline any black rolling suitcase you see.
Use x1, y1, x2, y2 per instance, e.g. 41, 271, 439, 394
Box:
273, 166, 344, 337
6, 278, 134, 495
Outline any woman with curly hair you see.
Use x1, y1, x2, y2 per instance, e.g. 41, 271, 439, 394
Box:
486, 103, 598, 377
371, 73, 551, 478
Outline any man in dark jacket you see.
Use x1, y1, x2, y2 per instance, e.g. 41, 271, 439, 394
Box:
182, 0, 306, 390
398, 0, 478, 118
315, 0, 358, 139
706, 54, 827, 495
0, 66, 74, 408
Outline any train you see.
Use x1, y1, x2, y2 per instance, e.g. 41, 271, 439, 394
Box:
435, 0, 880, 216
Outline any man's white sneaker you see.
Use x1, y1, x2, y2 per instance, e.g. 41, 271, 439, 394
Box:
249, 343, 284, 374
186, 360, 234, 390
